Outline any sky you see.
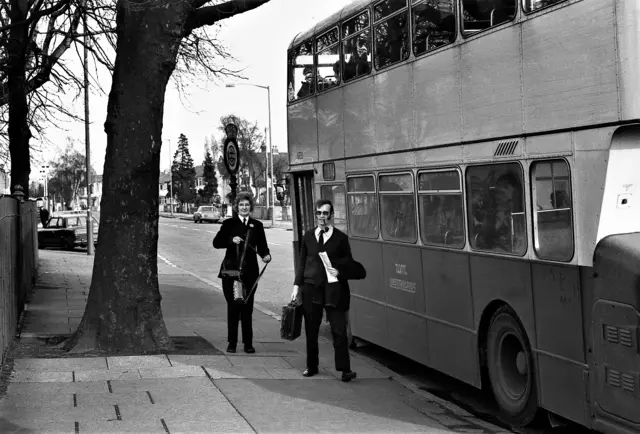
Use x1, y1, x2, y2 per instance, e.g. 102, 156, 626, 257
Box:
30, 0, 353, 179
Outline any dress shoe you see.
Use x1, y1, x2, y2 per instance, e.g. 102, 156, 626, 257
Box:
302, 368, 318, 377
226, 344, 236, 353
244, 346, 256, 354
341, 371, 357, 382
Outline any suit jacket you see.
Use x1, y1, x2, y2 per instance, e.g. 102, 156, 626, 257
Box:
294, 227, 354, 311
213, 216, 270, 284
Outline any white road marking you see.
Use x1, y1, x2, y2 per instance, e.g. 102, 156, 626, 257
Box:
268, 242, 281, 246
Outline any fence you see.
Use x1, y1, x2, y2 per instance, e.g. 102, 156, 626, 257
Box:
0, 195, 38, 364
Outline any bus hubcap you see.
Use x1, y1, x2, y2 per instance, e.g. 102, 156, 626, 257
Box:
499, 333, 529, 400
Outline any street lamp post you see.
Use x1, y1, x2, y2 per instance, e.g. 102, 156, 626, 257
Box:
225, 83, 275, 226
168, 139, 173, 216
83, 9, 94, 255
40, 165, 50, 209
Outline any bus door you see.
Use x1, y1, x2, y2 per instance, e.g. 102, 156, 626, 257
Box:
291, 171, 315, 263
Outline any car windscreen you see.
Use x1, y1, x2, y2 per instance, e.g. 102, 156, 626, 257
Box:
200, 207, 214, 212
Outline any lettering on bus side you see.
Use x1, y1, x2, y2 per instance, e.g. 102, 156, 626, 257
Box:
390, 263, 416, 293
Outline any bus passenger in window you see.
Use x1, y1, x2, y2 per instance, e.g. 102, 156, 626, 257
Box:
344, 44, 370, 81
297, 66, 315, 98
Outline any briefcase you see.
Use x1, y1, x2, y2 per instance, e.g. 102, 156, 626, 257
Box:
280, 301, 303, 341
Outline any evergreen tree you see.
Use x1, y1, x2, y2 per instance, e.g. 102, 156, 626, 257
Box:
171, 133, 197, 206
199, 150, 218, 204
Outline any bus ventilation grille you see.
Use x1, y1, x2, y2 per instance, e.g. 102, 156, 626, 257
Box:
494, 140, 519, 156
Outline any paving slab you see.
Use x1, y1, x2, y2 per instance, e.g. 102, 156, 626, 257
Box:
74, 369, 142, 382
13, 357, 108, 371
168, 354, 232, 369
204, 366, 274, 380
10, 370, 74, 383
216, 379, 453, 433
227, 355, 291, 369
107, 355, 171, 369
138, 365, 206, 379
117, 401, 253, 434
6, 381, 110, 395
75, 391, 152, 408
266, 368, 334, 380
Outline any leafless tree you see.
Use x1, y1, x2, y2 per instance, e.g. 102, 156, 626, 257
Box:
65, 0, 273, 354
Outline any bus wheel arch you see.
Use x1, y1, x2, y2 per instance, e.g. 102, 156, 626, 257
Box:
479, 302, 540, 427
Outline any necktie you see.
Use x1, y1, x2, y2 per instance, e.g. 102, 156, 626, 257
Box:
318, 229, 325, 251
243, 218, 247, 226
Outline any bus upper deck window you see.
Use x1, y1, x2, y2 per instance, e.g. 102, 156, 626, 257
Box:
523, 0, 565, 13
412, 0, 456, 57
342, 11, 372, 82
287, 40, 315, 103
374, 0, 409, 70
462, 0, 516, 36
316, 28, 340, 93
531, 160, 574, 262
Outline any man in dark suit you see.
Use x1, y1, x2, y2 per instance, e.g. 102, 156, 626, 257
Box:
291, 199, 357, 382
213, 192, 271, 354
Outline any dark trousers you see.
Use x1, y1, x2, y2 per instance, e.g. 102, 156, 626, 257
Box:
222, 278, 256, 346
302, 284, 350, 372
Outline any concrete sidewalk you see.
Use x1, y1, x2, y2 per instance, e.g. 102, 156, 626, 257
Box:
0, 250, 509, 434
159, 212, 293, 230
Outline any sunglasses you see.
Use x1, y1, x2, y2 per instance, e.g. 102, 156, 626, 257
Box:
315, 211, 331, 216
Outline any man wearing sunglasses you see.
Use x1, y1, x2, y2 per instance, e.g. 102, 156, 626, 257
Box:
291, 199, 358, 382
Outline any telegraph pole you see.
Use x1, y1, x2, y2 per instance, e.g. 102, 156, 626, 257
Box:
83, 9, 94, 255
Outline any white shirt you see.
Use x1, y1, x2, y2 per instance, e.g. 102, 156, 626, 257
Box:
315, 225, 333, 243
240, 216, 249, 226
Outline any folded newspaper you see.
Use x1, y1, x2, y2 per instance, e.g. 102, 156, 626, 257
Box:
318, 252, 339, 283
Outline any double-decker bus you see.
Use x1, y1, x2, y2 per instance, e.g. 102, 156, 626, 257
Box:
286, 0, 640, 432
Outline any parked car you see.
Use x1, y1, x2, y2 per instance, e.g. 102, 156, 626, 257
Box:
38, 214, 99, 250
193, 205, 220, 223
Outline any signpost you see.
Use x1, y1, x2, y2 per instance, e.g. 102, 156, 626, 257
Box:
223, 123, 240, 218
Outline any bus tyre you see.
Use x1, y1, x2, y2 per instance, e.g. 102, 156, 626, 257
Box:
487, 306, 538, 426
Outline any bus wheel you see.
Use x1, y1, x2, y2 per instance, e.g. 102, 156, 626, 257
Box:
487, 306, 538, 426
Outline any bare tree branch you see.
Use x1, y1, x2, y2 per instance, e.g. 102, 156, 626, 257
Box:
187, 0, 270, 33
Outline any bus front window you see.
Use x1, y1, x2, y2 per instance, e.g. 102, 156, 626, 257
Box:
288, 39, 315, 102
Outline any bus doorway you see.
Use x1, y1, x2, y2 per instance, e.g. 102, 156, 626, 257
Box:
291, 171, 315, 265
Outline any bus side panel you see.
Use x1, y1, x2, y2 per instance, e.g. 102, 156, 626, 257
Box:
470, 256, 536, 348
373, 64, 415, 154
460, 25, 523, 142
288, 100, 318, 164
349, 239, 388, 348
531, 263, 589, 426
422, 248, 479, 387
522, 0, 618, 133
616, 0, 640, 121
382, 244, 429, 366
317, 90, 345, 161
344, 78, 376, 159
414, 46, 462, 147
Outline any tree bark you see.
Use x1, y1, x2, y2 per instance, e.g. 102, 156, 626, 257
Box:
8, 0, 32, 195
66, 0, 187, 353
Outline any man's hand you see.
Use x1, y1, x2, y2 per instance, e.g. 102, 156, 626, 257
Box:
232, 236, 243, 245
291, 285, 300, 303
327, 267, 339, 278
262, 254, 272, 263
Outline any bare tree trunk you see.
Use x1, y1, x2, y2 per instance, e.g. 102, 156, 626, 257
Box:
66, 1, 187, 353
8, 0, 32, 195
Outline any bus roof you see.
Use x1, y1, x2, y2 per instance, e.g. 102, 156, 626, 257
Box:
288, 0, 370, 50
